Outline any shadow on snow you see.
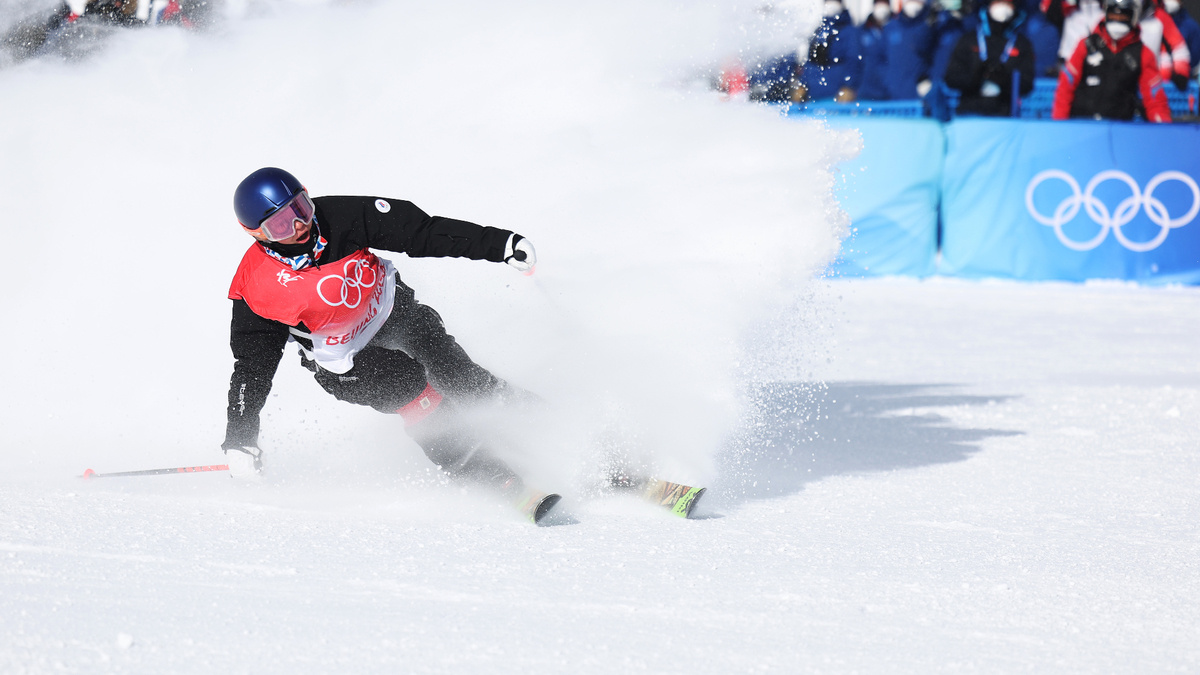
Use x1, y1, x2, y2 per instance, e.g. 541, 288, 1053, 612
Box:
710, 382, 1023, 508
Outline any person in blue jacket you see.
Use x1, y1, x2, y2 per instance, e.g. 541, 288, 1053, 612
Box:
944, 0, 1037, 115
1021, 7, 1063, 75
858, 0, 893, 99
801, 0, 864, 99
747, 52, 801, 102
1164, 0, 1200, 72
930, 0, 968, 83
883, 0, 938, 99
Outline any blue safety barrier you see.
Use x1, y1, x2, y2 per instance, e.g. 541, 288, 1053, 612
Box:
825, 118, 944, 277
940, 118, 1200, 284
824, 117, 1200, 284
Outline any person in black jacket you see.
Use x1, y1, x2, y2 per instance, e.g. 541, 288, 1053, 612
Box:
944, 0, 1037, 115
221, 167, 558, 520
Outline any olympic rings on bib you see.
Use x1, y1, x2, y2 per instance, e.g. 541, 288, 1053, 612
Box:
1025, 170, 1200, 252
317, 258, 378, 308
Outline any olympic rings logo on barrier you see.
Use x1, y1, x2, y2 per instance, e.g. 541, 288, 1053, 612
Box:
317, 258, 378, 308
1024, 170, 1200, 252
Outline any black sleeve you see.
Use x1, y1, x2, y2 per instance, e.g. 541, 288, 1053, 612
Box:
315, 196, 514, 262
943, 32, 982, 92
223, 299, 289, 450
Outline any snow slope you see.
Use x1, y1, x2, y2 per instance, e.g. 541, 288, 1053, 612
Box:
4, 278, 1199, 674
3, 1, 1199, 673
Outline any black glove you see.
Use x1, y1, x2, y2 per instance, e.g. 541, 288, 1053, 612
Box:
1171, 72, 1190, 91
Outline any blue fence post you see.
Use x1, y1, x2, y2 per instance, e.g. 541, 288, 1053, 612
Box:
1010, 70, 1020, 118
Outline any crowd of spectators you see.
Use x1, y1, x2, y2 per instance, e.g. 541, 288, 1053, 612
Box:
2, 0, 204, 63
729, 0, 1200, 122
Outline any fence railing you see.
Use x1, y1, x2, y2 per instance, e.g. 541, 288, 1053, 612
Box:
788, 78, 1200, 120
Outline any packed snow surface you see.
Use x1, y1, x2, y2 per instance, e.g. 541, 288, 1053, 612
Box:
3, 1, 1199, 673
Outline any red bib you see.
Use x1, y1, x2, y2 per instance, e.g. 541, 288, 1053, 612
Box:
229, 244, 396, 374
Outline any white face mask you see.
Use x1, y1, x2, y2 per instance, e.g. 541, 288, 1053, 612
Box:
988, 2, 1014, 22
873, 3, 892, 21
1164, 0, 1180, 12
1107, 20, 1131, 39
823, 0, 844, 16
903, 0, 924, 17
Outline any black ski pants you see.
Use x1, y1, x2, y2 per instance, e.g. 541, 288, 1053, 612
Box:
303, 275, 520, 492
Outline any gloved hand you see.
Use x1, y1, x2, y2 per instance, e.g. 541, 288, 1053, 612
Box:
225, 446, 263, 481
1171, 72, 1190, 91
504, 233, 536, 273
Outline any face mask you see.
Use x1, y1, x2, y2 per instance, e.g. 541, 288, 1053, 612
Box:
873, 3, 892, 21
941, 0, 962, 10
1164, 0, 1180, 12
1107, 20, 1131, 39
823, 0, 844, 16
989, 2, 1014, 22
903, 1, 924, 17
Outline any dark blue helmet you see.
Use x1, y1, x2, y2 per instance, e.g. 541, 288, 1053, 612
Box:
234, 167, 304, 230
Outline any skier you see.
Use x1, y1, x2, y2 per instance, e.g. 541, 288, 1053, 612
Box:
220, 167, 559, 522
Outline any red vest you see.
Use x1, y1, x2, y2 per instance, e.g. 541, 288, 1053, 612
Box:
228, 244, 395, 373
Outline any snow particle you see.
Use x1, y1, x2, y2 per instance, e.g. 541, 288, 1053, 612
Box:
116, 633, 133, 650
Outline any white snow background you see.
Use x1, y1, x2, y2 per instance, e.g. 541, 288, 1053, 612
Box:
1, 0, 1198, 673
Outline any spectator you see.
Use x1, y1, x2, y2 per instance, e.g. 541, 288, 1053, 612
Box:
1022, 4, 1065, 74
1051, 0, 1190, 84
930, 0, 968, 83
858, 0, 894, 100
1163, 0, 1200, 72
945, 0, 1038, 115
1138, 0, 1192, 88
1054, 0, 1107, 61
747, 53, 802, 102
801, 0, 864, 100
3, 0, 196, 62
1052, 0, 1172, 120
883, 0, 938, 98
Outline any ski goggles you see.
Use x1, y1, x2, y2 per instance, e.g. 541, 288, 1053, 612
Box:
251, 190, 316, 242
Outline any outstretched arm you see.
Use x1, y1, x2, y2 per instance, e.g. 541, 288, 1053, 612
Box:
315, 196, 515, 261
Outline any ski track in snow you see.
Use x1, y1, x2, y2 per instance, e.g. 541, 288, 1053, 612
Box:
3, 1, 1200, 673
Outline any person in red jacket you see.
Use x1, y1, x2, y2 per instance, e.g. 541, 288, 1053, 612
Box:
1053, 0, 1172, 121
222, 167, 560, 522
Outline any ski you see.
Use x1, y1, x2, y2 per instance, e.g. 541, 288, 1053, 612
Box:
515, 490, 562, 524
609, 473, 706, 518
642, 479, 706, 518
80, 464, 230, 479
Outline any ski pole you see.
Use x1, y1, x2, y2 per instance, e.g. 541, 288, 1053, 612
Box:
80, 464, 229, 479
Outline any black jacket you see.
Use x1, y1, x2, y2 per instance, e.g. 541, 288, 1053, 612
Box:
944, 15, 1036, 117
222, 196, 513, 450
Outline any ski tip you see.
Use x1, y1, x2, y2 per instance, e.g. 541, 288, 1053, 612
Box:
81, 469, 96, 480
672, 487, 706, 519
533, 493, 563, 525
